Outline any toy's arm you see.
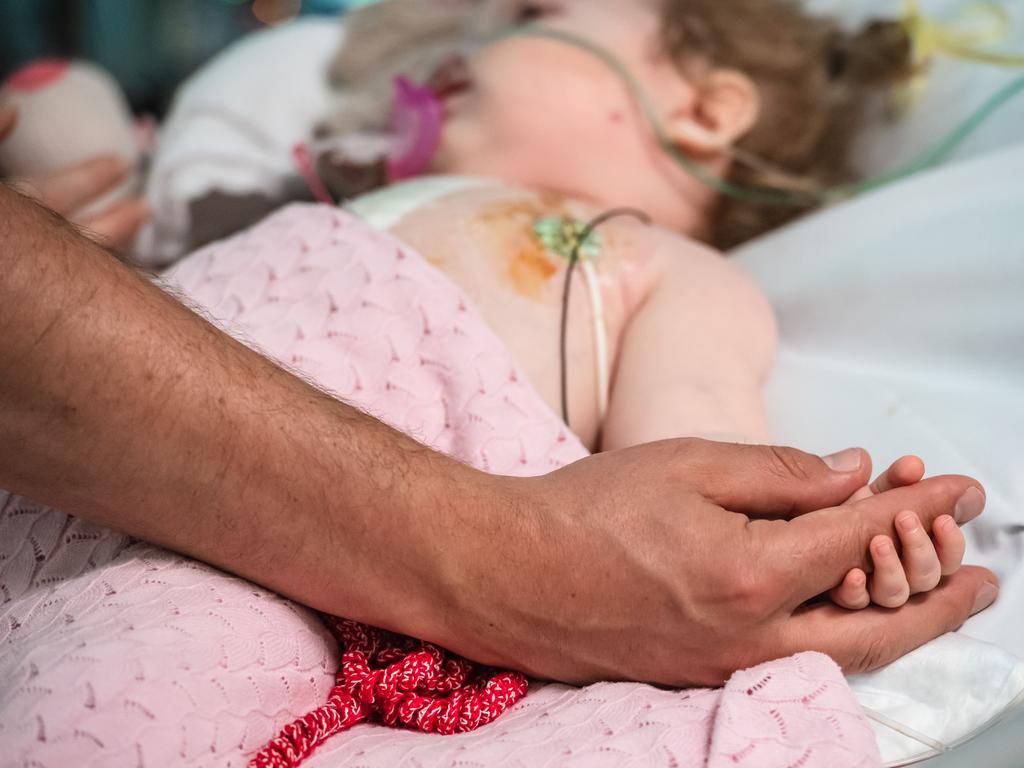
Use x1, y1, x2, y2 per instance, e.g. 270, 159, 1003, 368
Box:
0, 102, 148, 249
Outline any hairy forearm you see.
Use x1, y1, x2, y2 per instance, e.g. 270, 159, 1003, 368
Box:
0, 184, 491, 636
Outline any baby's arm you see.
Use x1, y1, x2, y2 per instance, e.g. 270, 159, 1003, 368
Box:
601, 232, 776, 451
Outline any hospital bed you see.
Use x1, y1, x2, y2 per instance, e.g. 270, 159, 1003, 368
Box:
7, 1, 1024, 765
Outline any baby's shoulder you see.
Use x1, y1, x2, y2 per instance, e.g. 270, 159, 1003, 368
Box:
657, 229, 778, 373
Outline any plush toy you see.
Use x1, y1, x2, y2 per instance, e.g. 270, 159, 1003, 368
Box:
0, 58, 143, 218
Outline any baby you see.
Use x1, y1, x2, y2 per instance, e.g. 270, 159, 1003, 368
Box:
318, 0, 966, 612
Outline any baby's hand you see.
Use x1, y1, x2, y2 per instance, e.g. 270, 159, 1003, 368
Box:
831, 456, 967, 610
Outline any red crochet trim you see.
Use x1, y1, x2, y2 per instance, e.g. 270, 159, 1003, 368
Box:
249, 617, 529, 768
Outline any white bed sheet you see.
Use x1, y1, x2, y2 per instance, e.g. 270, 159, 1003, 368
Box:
733, 144, 1024, 765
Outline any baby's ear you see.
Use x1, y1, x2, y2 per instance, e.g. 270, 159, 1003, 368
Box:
666, 69, 760, 155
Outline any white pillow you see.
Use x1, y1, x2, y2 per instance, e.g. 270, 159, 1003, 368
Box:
137, 18, 342, 267
732, 143, 1024, 766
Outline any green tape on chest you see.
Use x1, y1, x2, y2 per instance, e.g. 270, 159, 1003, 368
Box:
533, 216, 603, 263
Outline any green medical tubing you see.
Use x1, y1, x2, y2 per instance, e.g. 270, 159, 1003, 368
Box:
846, 74, 1024, 197
503, 26, 1024, 207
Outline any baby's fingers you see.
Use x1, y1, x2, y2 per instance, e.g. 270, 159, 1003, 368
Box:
830, 569, 870, 610
934, 514, 967, 576
869, 535, 910, 607
847, 455, 925, 503
871, 456, 925, 495
895, 511, 942, 594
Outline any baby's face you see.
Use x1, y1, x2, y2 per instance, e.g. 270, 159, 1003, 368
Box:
429, 0, 720, 231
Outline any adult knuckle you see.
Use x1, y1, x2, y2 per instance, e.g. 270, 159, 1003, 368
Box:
848, 633, 894, 673
758, 520, 804, 596
922, 477, 961, 515
799, 524, 865, 576
765, 445, 814, 483
721, 562, 777, 622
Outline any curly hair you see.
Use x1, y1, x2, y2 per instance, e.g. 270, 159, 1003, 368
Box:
657, 0, 914, 248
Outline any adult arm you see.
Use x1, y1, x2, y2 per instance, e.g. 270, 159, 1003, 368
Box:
0, 185, 996, 686
0, 183, 471, 640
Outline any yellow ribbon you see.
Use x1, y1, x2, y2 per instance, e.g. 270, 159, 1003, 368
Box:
901, 0, 1024, 67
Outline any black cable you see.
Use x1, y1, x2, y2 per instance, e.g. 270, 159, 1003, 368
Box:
559, 207, 651, 428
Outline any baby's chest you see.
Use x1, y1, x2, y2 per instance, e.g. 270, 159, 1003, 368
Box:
392, 189, 638, 339
386, 187, 646, 443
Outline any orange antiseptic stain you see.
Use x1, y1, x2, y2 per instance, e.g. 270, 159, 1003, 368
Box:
476, 197, 567, 300
507, 242, 559, 300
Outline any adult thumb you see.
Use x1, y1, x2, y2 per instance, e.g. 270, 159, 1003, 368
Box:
680, 440, 872, 518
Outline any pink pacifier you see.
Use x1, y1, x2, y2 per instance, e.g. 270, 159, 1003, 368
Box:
386, 76, 444, 182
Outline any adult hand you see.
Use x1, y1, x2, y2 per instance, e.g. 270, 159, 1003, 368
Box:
0, 105, 148, 249
437, 440, 996, 686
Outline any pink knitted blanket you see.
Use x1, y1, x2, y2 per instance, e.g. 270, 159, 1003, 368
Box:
0, 204, 880, 768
